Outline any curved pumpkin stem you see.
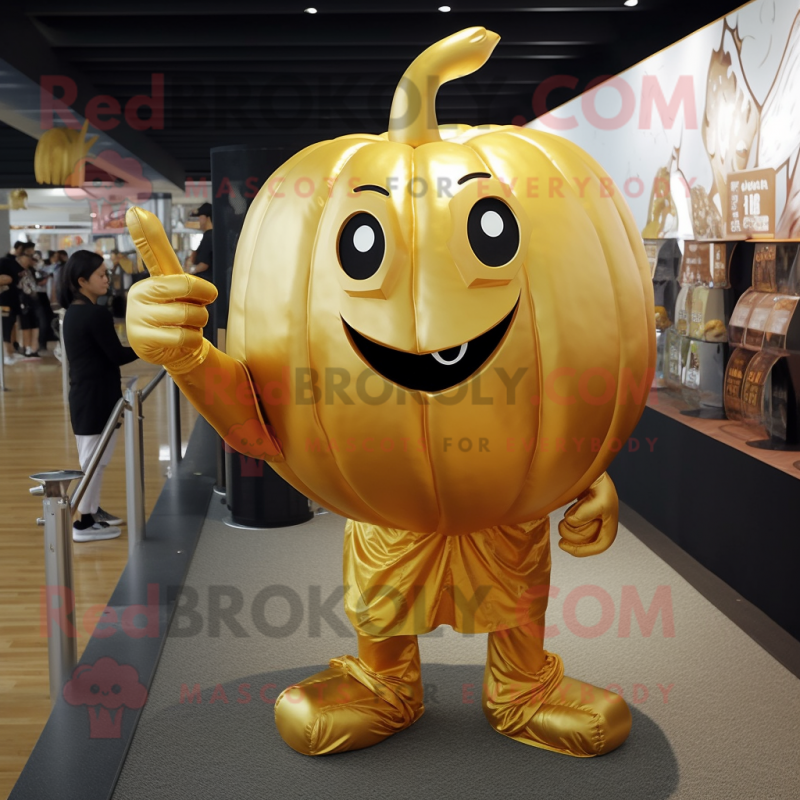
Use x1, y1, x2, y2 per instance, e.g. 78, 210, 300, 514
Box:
388, 27, 500, 147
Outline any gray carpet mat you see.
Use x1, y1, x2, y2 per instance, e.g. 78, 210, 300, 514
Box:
112, 496, 800, 799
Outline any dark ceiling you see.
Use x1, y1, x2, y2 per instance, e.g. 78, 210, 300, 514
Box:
1, 0, 741, 189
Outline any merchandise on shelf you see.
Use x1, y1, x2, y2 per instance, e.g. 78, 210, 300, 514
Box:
644, 238, 681, 389
680, 240, 736, 288
723, 241, 800, 447
681, 339, 726, 409
723, 347, 757, 421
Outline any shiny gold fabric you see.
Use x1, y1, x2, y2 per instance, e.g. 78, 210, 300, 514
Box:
220, 28, 655, 535
343, 517, 552, 636
126, 29, 655, 535
274, 632, 424, 755
125, 206, 283, 462
483, 622, 632, 757
273, 619, 631, 758
125, 27, 651, 760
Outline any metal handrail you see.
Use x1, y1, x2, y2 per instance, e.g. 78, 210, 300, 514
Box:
29, 365, 184, 704
141, 367, 166, 401
70, 397, 127, 512
69, 367, 167, 518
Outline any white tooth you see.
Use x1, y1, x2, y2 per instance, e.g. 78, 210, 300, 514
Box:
432, 343, 468, 365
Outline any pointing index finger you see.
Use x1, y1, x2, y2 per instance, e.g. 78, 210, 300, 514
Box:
126, 206, 183, 277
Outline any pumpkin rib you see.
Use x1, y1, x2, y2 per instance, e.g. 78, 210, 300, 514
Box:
230, 139, 330, 361
508, 129, 652, 513
476, 128, 628, 519
419, 386, 440, 529
462, 136, 545, 517
305, 138, 402, 527
504, 260, 543, 520
544, 132, 654, 452
509, 129, 625, 496
410, 145, 420, 353
459, 127, 619, 521
410, 146, 442, 526
547, 134, 655, 325
242, 136, 397, 526
555, 137, 657, 377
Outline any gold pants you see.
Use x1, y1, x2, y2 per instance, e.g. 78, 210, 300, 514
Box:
274, 519, 632, 756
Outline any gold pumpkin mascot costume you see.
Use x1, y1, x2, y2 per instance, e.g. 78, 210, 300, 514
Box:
126, 28, 654, 758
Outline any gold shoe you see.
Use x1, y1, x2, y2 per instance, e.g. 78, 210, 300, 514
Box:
483, 651, 632, 757
520, 673, 632, 757
274, 634, 424, 756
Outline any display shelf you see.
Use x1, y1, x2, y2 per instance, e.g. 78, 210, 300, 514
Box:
648, 389, 800, 480
612, 394, 800, 643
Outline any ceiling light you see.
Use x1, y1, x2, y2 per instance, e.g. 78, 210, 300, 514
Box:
623, 0, 638, 6
439, 5, 451, 11
304, 7, 317, 13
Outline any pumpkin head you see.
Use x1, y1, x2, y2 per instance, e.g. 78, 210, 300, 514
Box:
228, 27, 655, 536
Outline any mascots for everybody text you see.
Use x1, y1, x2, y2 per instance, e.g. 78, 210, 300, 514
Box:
126, 28, 655, 757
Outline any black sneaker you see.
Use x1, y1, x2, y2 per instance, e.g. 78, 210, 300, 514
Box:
95, 507, 124, 525
72, 521, 121, 542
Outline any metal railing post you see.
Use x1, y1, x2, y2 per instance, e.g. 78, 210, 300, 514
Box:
30, 470, 84, 706
124, 380, 145, 554
29, 368, 171, 702
167, 375, 181, 478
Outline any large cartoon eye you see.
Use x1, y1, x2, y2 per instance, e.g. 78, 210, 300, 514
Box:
91, 684, 100, 694
338, 212, 386, 280
467, 198, 520, 267
111, 684, 122, 694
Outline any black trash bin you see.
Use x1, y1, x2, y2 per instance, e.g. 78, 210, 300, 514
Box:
224, 444, 313, 528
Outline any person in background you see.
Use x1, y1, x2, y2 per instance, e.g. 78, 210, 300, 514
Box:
183, 202, 215, 341
34, 252, 58, 355
183, 202, 213, 279
59, 250, 138, 542
51, 250, 69, 307
0, 245, 24, 365
1, 243, 39, 364
16, 245, 42, 358
108, 249, 127, 318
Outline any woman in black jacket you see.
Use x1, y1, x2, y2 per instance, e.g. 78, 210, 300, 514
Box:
60, 251, 138, 542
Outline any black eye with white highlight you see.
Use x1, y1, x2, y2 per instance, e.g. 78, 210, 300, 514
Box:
467, 198, 520, 267
338, 212, 386, 280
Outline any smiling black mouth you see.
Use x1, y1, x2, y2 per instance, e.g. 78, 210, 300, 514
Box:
343, 299, 518, 392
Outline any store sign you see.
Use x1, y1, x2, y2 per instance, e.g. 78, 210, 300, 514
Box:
725, 168, 776, 238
